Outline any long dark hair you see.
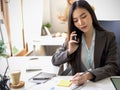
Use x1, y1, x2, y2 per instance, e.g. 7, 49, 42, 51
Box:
67, 0, 103, 42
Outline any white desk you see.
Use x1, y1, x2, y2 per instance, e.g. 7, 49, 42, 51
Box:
32, 36, 66, 56
33, 36, 65, 46
8, 56, 59, 90
8, 56, 116, 90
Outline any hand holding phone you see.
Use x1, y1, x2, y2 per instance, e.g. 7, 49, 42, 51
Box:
68, 32, 79, 55
72, 35, 78, 41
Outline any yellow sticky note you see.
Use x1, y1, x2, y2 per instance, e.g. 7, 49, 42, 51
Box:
57, 80, 72, 87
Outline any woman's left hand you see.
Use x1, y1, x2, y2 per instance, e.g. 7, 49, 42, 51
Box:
71, 72, 93, 86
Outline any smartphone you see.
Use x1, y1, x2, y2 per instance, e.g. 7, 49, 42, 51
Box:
72, 35, 78, 41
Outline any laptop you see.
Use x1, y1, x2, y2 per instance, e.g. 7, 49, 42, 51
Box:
110, 77, 120, 90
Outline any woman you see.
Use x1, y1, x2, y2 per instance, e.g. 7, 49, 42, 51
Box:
52, 0, 119, 86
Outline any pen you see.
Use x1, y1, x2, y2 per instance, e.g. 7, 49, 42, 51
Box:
26, 68, 42, 72
71, 72, 86, 80
69, 84, 79, 90
33, 77, 50, 80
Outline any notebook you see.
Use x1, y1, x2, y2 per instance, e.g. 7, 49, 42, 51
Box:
29, 72, 56, 84
110, 77, 120, 90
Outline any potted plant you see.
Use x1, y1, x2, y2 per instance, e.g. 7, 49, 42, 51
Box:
0, 40, 10, 90
0, 40, 7, 57
42, 22, 51, 29
41, 22, 52, 36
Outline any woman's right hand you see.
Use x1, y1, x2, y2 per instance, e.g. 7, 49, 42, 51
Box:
67, 31, 79, 55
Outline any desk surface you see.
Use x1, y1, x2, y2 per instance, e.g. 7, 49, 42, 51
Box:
30, 76, 117, 90
8, 56, 58, 73
8, 56, 59, 90
8, 56, 116, 90
33, 36, 65, 46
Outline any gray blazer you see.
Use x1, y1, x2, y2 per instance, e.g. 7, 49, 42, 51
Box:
52, 30, 119, 81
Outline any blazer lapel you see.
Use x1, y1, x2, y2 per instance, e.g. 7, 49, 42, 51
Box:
94, 30, 106, 68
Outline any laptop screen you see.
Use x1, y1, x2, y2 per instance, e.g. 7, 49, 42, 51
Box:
0, 57, 9, 76
111, 78, 120, 90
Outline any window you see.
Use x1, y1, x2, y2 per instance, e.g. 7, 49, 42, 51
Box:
8, 0, 43, 55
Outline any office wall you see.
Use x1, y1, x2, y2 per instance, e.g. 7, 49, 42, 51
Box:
47, 0, 120, 33
87, 0, 120, 20
42, 0, 51, 24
